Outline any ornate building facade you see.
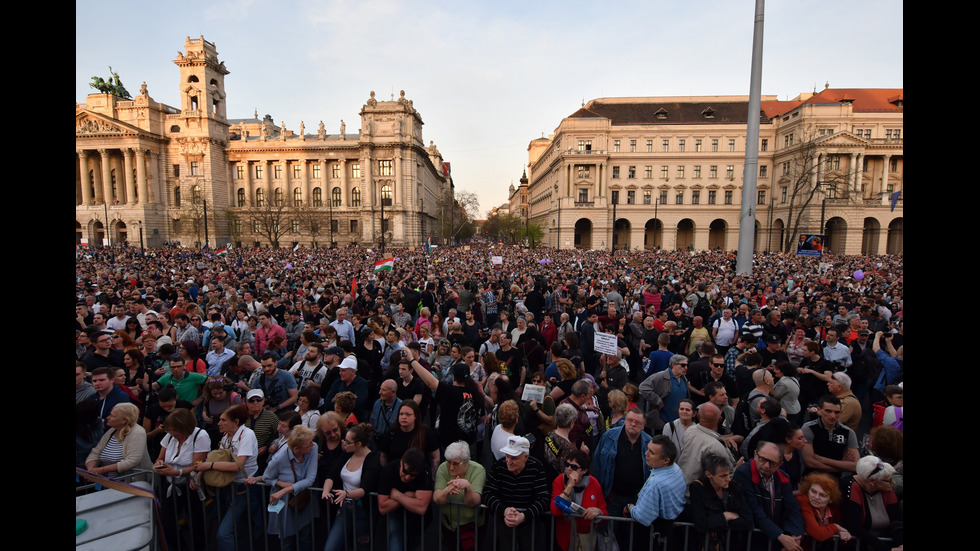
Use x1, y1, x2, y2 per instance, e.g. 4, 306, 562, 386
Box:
526, 88, 903, 254
76, 36, 451, 248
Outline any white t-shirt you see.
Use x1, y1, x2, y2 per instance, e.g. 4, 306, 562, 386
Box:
223, 425, 259, 480
161, 427, 212, 470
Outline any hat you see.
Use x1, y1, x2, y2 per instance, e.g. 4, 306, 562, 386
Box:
452, 363, 470, 381
858, 329, 871, 336
339, 356, 358, 370
324, 346, 344, 357
246, 389, 265, 400
500, 435, 530, 457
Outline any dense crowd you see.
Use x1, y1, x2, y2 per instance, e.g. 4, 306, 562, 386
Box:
76, 243, 903, 551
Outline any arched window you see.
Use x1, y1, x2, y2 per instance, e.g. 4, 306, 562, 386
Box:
351, 187, 361, 207
274, 187, 284, 206
293, 188, 303, 206
237, 188, 246, 207
332, 187, 342, 207
192, 185, 202, 204
255, 188, 265, 207
381, 184, 393, 206
174, 186, 182, 207
312, 188, 322, 207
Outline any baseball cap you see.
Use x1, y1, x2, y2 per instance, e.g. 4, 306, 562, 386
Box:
500, 435, 530, 457
339, 356, 358, 370
246, 389, 265, 400
324, 346, 344, 357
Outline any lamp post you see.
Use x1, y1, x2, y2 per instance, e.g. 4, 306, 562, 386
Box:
138, 220, 145, 254
380, 184, 392, 255
611, 193, 618, 250
203, 198, 210, 250
556, 197, 561, 249
654, 197, 660, 248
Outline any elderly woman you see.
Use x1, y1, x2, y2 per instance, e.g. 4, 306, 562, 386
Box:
550, 449, 607, 551
433, 440, 486, 551
249, 426, 318, 551
796, 472, 852, 550
687, 452, 753, 550
86, 402, 153, 479
543, 403, 581, 474
842, 456, 903, 551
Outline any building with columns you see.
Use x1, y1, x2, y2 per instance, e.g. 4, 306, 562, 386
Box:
76, 36, 451, 249
526, 88, 903, 255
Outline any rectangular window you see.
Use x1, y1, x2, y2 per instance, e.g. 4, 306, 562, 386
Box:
675, 192, 683, 205
351, 163, 361, 178
254, 165, 263, 179
350, 220, 358, 233
831, 156, 841, 170
758, 190, 767, 204
885, 129, 892, 139
726, 165, 735, 179
292, 220, 300, 233
381, 219, 389, 233
728, 139, 736, 152
234, 220, 243, 234
760, 166, 768, 178
253, 220, 262, 233
612, 166, 620, 179
190, 161, 199, 176
864, 129, 871, 139
379, 160, 393, 176
782, 161, 791, 175
644, 166, 652, 179
691, 190, 700, 205
332, 164, 341, 178
646, 140, 653, 152
659, 190, 668, 204
643, 191, 651, 204
613, 140, 620, 152
331, 220, 339, 233
236, 165, 244, 179
694, 165, 702, 179
578, 188, 589, 203
293, 164, 302, 179
695, 139, 702, 152
781, 187, 788, 203
629, 140, 636, 152
678, 139, 685, 152
661, 166, 669, 179
611, 190, 620, 204
312, 164, 320, 178
761, 139, 768, 152
710, 165, 718, 178
893, 129, 901, 139
708, 190, 716, 204
890, 158, 899, 172
677, 166, 685, 178
628, 166, 636, 179
274, 165, 282, 179
173, 164, 180, 178
711, 139, 718, 152
724, 191, 733, 204
577, 140, 592, 152
578, 165, 591, 178
662, 139, 669, 152
627, 190, 636, 204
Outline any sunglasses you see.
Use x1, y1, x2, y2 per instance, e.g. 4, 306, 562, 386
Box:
247, 397, 264, 403
564, 461, 583, 471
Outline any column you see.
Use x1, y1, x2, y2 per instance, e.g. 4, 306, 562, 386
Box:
135, 149, 148, 205
78, 150, 92, 205
693, 226, 709, 251
855, 154, 864, 195
123, 149, 136, 204
597, 162, 604, 198
263, 160, 273, 202
340, 159, 348, 206
319, 159, 329, 205
301, 159, 311, 206
282, 161, 291, 204
98, 149, 112, 204
848, 153, 858, 193
880, 155, 891, 205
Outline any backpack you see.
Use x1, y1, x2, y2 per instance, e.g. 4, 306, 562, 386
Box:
456, 392, 481, 437
693, 292, 712, 321
731, 392, 755, 438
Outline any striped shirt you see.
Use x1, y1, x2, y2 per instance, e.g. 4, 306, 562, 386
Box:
483, 456, 550, 520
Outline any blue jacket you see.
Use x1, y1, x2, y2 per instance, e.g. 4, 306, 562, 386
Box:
733, 459, 803, 541
593, 425, 652, 496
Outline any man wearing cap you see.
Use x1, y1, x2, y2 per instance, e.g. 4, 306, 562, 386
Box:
284, 309, 306, 351
639, 354, 690, 433
323, 353, 369, 420
244, 388, 279, 471
483, 435, 551, 551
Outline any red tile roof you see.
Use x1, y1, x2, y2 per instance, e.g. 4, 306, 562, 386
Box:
804, 89, 903, 112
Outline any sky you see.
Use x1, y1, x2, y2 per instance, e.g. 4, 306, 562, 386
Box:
76, 0, 903, 218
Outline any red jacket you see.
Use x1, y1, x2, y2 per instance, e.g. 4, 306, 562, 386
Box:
550, 474, 607, 551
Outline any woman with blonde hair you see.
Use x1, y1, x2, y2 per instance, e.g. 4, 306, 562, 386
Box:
85, 402, 153, 478
250, 426, 318, 551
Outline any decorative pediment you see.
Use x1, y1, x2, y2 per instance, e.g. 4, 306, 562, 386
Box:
76, 111, 137, 136
175, 136, 211, 156
815, 132, 868, 147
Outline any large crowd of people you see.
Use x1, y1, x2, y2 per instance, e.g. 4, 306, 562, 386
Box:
76, 242, 903, 551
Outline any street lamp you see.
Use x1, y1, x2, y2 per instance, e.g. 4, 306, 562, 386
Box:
380, 184, 392, 254
611, 193, 618, 250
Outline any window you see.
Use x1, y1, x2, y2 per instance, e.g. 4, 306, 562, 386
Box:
675, 192, 683, 205
724, 191, 733, 204
578, 165, 591, 178
761, 139, 768, 152
695, 139, 702, 152
662, 139, 669, 152
677, 166, 685, 178
234, 220, 243, 234
659, 190, 668, 204
711, 139, 718, 152
293, 164, 302, 179
274, 187, 284, 206
173, 218, 181, 234
612, 166, 620, 179
577, 140, 592, 152
237, 188, 246, 207
726, 165, 735, 179
629, 140, 636, 152
727, 139, 735, 152
710, 165, 718, 178
645, 166, 652, 179
830, 156, 840, 170
174, 186, 181, 207
627, 190, 635, 204
379, 160, 393, 176
708, 190, 716, 204
692, 190, 700, 205
661, 166, 669, 179
758, 190, 767, 204
643, 191, 651, 204
331, 220, 339, 233
781, 187, 788, 203
782, 161, 791, 175
312, 164, 320, 178
694, 165, 702, 179
678, 139, 685, 152
253, 220, 261, 233
886, 184, 894, 196
885, 129, 892, 139
351, 163, 361, 178
350, 220, 358, 233
893, 129, 901, 139
332, 164, 341, 178
173, 164, 180, 177
611, 190, 620, 204
614, 140, 621, 152
190, 161, 199, 176
312, 188, 322, 207
191, 185, 202, 204
890, 158, 899, 172
292, 220, 300, 233
760, 166, 768, 178
255, 164, 263, 179
274, 165, 282, 179
578, 188, 589, 203
381, 184, 393, 206
646, 140, 653, 152
863, 129, 871, 139
294, 188, 302, 206
351, 187, 361, 207
628, 166, 636, 179
331, 187, 341, 207
236, 165, 244, 179
863, 158, 869, 172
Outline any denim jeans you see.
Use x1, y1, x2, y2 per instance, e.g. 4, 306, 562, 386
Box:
216, 484, 265, 551
323, 501, 368, 551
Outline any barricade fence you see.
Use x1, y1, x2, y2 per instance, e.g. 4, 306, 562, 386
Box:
75, 471, 890, 551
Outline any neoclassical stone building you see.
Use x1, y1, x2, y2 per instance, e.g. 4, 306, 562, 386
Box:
525, 88, 903, 255
76, 36, 451, 248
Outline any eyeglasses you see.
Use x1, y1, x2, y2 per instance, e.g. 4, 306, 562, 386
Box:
756, 455, 781, 467
446, 459, 466, 468
343, 438, 357, 445
564, 461, 583, 471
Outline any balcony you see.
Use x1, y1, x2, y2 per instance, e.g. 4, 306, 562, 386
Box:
573, 201, 595, 207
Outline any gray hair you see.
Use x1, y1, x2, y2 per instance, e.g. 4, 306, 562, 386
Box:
444, 441, 471, 463
832, 372, 852, 389
856, 455, 895, 481
555, 403, 578, 428
701, 452, 732, 476
669, 354, 688, 368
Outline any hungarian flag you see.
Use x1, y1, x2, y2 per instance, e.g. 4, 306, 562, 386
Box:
374, 258, 394, 272
216, 248, 227, 257
351, 277, 357, 297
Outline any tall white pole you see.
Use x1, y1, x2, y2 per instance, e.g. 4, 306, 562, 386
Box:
737, 0, 765, 275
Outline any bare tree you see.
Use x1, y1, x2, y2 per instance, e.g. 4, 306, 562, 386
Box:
436, 189, 479, 243
239, 195, 295, 248
293, 203, 331, 248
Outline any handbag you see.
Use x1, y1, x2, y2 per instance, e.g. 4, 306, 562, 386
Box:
287, 458, 310, 512
202, 438, 246, 488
